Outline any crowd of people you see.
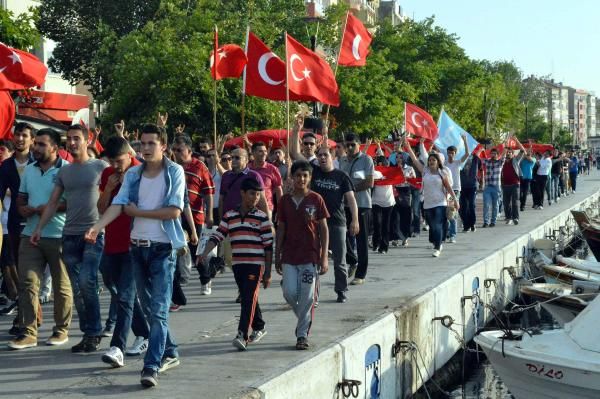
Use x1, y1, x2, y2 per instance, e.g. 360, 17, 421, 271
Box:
0, 116, 592, 388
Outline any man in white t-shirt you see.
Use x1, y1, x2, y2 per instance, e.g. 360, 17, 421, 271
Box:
533, 151, 552, 209
85, 124, 186, 388
443, 134, 470, 243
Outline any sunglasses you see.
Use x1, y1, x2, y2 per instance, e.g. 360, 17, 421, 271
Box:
303, 141, 316, 146
221, 157, 232, 161
345, 142, 357, 148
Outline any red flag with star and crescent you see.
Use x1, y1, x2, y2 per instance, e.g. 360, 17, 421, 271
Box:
210, 44, 248, 80
285, 33, 339, 106
338, 12, 373, 67
404, 102, 438, 141
244, 32, 305, 101
0, 43, 47, 90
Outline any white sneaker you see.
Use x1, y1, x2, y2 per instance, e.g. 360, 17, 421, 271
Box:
507, 220, 514, 225
201, 281, 212, 295
249, 329, 267, 343
447, 237, 456, 243
432, 250, 441, 257
125, 336, 148, 356
102, 346, 124, 368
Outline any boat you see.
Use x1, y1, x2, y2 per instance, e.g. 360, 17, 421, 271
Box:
571, 210, 600, 262
541, 264, 600, 285
475, 294, 600, 398
556, 254, 600, 274
519, 283, 595, 326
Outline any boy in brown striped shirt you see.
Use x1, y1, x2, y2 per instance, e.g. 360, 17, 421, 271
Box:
198, 178, 273, 350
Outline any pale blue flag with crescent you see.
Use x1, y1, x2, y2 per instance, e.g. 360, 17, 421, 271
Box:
434, 110, 479, 168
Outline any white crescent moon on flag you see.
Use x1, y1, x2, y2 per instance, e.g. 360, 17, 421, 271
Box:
411, 112, 422, 128
258, 52, 283, 86
290, 54, 305, 82
352, 35, 362, 60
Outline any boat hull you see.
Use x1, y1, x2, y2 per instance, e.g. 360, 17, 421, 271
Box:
476, 330, 600, 399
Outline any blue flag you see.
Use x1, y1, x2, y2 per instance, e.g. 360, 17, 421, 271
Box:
434, 110, 479, 168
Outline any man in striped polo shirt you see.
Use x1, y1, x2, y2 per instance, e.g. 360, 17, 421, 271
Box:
198, 177, 273, 351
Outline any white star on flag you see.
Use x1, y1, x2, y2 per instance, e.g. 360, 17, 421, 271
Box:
218, 50, 227, 60
9, 51, 21, 64
302, 67, 311, 79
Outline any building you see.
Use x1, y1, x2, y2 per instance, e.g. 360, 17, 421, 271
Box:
305, 0, 338, 18
2, 0, 91, 128
306, 0, 380, 25
378, 0, 406, 26
586, 94, 596, 148
542, 80, 570, 137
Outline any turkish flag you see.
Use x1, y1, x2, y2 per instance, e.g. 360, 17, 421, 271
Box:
285, 34, 340, 106
211, 44, 247, 80
0, 91, 15, 139
245, 32, 298, 101
374, 166, 405, 186
338, 12, 372, 67
0, 44, 47, 90
405, 102, 438, 141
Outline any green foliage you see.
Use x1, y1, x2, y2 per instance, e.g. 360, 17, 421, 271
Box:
0, 7, 40, 50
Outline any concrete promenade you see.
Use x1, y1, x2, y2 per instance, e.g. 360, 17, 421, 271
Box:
1, 172, 599, 399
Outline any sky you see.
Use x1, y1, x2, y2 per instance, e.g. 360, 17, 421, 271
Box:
400, 0, 600, 94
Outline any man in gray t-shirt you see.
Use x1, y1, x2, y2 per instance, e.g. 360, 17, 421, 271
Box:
338, 133, 374, 285
56, 159, 107, 235
32, 125, 108, 353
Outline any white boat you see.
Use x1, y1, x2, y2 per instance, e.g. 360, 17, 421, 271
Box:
556, 254, 600, 274
475, 294, 600, 399
541, 264, 600, 284
519, 283, 595, 326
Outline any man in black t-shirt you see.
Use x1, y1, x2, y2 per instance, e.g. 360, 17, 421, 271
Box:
310, 146, 359, 303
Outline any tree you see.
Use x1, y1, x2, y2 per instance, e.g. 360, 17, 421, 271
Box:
101, 0, 311, 136
37, 0, 161, 99
0, 7, 40, 50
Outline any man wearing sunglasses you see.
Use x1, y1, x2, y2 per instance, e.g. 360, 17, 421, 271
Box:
339, 133, 374, 285
289, 115, 319, 166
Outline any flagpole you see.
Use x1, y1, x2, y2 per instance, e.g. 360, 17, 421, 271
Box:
324, 10, 350, 128
241, 25, 250, 136
213, 25, 218, 149
285, 31, 290, 160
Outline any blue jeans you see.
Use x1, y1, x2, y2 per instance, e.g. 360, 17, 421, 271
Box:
62, 234, 104, 336
424, 206, 446, 250
130, 243, 178, 372
550, 174, 560, 202
483, 186, 500, 224
100, 252, 150, 351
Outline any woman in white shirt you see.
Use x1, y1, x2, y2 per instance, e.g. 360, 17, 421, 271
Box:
371, 156, 396, 254
405, 140, 459, 257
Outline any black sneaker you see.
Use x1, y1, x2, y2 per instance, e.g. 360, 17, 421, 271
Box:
482, 223, 489, 228
0, 301, 17, 316
140, 368, 158, 387
490, 223, 496, 227
84, 336, 101, 353
470, 226, 476, 232
336, 292, 347, 303
72, 336, 90, 353
514, 219, 519, 225
296, 337, 309, 350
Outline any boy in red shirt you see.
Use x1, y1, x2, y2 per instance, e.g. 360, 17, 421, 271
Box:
276, 160, 329, 350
